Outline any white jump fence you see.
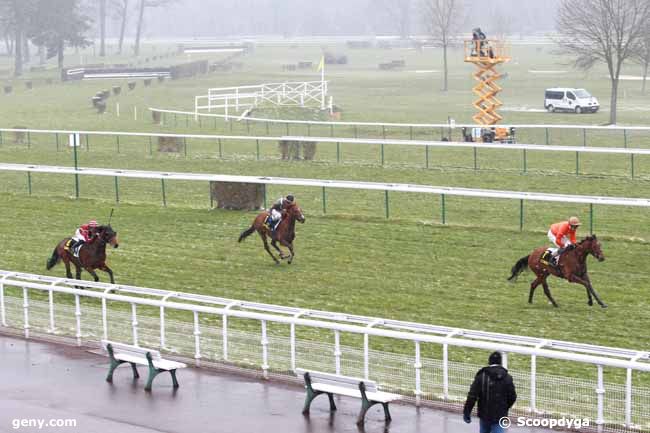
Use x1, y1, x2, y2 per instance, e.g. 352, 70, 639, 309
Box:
194, 81, 328, 120
0, 271, 648, 431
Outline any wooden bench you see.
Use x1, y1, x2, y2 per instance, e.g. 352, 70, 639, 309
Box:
102, 340, 187, 391
296, 369, 401, 425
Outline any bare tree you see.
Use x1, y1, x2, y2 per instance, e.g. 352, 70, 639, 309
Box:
556, 0, 650, 124
110, 0, 128, 54
631, 22, 650, 94
134, 0, 172, 56
422, 0, 462, 92
99, 0, 106, 56
376, 0, 412, 40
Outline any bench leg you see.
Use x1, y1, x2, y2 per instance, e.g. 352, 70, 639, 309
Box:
302, 389, 334, 414
130, 362, 140, 379
106, 359, 125, 383
327, 393, 337, 411
145, 367, 161, 392
170, 369, 179, 388
382, 402, 392, 421
357, 400, 383, 426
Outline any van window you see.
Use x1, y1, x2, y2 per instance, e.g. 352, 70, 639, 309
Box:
545, 91, 564, 100
567, 92, 576, 100
574, 89, 591, 98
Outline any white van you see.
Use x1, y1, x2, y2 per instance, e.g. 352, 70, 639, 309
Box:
544, 88, 599, 113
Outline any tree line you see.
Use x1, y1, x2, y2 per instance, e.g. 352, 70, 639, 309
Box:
0, 0, 174, 77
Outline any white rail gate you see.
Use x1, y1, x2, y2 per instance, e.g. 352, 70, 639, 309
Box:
0, 271, 648, 431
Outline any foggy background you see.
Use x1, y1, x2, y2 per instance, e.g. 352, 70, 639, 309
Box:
101, 0, 561, 40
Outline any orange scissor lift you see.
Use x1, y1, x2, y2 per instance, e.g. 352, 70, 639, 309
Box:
463, 39, 514, 143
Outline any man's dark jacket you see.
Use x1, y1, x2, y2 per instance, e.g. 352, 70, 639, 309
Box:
463, 365, 517, 422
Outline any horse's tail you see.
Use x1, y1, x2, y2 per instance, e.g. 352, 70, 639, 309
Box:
46, 246, 60, 270
508, 255, 530, 282
238, 225, 255, 243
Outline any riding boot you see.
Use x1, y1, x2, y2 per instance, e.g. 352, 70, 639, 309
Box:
74, 241, 84, 258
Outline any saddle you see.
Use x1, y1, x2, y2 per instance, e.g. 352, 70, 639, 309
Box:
540, 249, 554, 266
64, 239, 83, 258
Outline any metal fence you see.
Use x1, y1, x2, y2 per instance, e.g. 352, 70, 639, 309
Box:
2, 162, 649, 235
1, 271, 649, 432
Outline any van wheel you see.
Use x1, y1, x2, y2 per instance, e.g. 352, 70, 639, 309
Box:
575, 106, 582, 114
547, 105, 555, 113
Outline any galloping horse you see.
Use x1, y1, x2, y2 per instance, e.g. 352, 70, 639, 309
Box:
238, 202, 305, 264
46, 225, 119, 284
508, 235, 606, 308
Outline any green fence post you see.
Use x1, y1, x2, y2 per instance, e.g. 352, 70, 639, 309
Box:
409, 126, 413, 140
116, 135, 120, 153
263, 185, 267, 209
589, 203, 593, 235
307, 124, 311, 137
27, 131, 31, 148
246, 120, 250, 134
209, 182, 213, 208
441, 194, 446, 225
265, 122, 270, 135
85, 134, 89, 151
256, 139, 260, 160
519, 199, 524, 231
0, 130, 3, 145
72, 134, 79, 199
186, 115, 189, 127
382, 125, 386, 139
354, 125, 358, 139
623, 129, 628, 148
198, 116, 202, 128
583, 128, 587, 147
330, 124, 334, 137
336, 142, 340, 163
473, 147, 478, 171
575, 151, 579, 175
522, 149, 527, 173
286, 123, 289, 135
149, 136, 153, 156
183, 137, 187, 157
322, 187, 327, 214
55, 133, 59, 152
381, 143, 385, 166
114, 176, 120, 203
631, 154, 635, 178
174, 113, 177, 126
218, 138, 223, 158
545, 128, 549, 145
229, 120, 233, 132
161, 178, 167, 207
425, 145, 429, 169
384, 190, 389, 219
27, 172, 32, 195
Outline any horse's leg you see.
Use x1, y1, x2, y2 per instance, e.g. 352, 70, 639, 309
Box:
278, 239, 294, 264
259, 233, 280, 264
63, 259, 73, 279
99, 264, 115, 284
271, 239, 285, 259
569, 274, 606, 308
287, 243, 295, 265
540, 276, 559, 308
528, 275, 542, 304
86, 267, 100, 282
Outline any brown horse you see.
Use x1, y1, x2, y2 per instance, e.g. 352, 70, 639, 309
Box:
46, 225, 119, 284
508, 235, 606, 308
238, 202, 305, 264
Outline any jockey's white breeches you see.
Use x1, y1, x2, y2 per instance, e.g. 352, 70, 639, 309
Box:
271, 209, 282, 220
72, 229, 85, 242
547, 229, 569, 249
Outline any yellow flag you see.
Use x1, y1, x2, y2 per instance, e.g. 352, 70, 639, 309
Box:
317, 56, 324, 72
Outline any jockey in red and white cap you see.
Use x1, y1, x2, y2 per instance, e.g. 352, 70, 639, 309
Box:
71, 220, 98, 256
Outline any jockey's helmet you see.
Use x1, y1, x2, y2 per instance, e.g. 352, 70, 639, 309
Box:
88, 220, 98, 228
568, 216, 581, 227
286, 195, 295, 203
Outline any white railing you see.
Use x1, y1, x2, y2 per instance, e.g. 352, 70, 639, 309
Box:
2, 162, 649, 208
194, 81, 328, 119
0, 270, 648, 430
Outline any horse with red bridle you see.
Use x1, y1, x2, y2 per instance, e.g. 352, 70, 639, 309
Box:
238, 202, 305, 264
508, 235, 606, 308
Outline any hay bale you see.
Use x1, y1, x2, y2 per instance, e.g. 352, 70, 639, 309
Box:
112, 85, 121, 95
152, 110, 162, 124
128, 81, 136, 90
298, 61, 313, 69
45, 78, 53, 85
157, 136, 183, 152
157, 76, 165, 83
144, 78, 152, 87
303, 141, 317, 160
25, 81, 33, 90
91, 96, 103, 107
12, 126, 27, 143
210, 181, 265, 210
278, 140, 316, 160
96, 100, 107, 114
4, 85, 12, 94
